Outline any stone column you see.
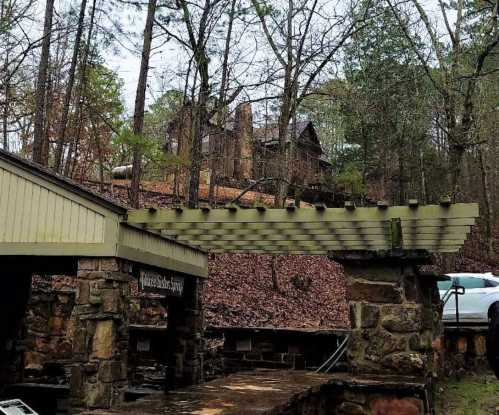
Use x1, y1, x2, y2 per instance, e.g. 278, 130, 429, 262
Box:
333, 252, 441, 378
166, 276, 204, 389
70, 258, 131, 411
233, 103, 254, 180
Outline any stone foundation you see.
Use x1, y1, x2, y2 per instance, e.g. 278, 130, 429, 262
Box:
70, 258, 132, 411
325, 373, 430, 415
204, 327, 348, 379
438, 326, 489, 376
324, 252, 443, 414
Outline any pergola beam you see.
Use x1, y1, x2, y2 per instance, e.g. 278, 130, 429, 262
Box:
127, 204, 478, 224
124, 203, 479, 254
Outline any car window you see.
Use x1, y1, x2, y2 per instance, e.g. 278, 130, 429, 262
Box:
458, 277, 486, 289
438, 280, 453, 290
485, 279, 499, 288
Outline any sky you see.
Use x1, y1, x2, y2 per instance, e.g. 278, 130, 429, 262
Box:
41, 0, 455, 115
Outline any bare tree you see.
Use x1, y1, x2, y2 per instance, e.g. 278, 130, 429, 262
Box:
53, 0, 88, 172
32, 0, 55, 165
387, 0, 499, 200
251, 0, 371, 206
129, 0, 158, 208
158, 0, 242, 208
63, 0, 97, 176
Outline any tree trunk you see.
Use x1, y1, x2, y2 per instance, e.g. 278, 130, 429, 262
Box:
2, 77, 8, 151
271, 255, 280, 292
478, 144, 494, 259
448, 143, 465, 202
53, 0, 88, 172
32, 0, 55, 165
187, 74, 209, 208
130, 0, 157, 208
209, 0, 237, 206
41, 70, 53, 165
63, 0, 96, 176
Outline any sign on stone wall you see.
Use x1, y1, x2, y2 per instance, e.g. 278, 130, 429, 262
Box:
139, 269, 184, 297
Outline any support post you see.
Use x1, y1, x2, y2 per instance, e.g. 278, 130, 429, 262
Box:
69, 258, 131, 411
166, 276, 204, 389
332, 251, 441, 378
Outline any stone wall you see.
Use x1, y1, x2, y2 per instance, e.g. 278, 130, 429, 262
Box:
24, 283, 75, 383
21, 276, 169, 387
69, 258, 132, 411
166, 277, 205, 389
204, 327, 347, 379
340, 259, 442, 378
437, 327, 489, 376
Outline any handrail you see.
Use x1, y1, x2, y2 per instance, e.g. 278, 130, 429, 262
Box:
316, 335, 350, 373
441, 284, 465, 307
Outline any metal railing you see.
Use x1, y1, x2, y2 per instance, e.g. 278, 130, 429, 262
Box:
441, 283, 465, 329
316, 335, 350, 373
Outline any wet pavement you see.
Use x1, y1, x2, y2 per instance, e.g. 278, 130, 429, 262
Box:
82, 369, 333, 415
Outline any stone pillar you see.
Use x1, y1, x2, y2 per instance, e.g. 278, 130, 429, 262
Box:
70, 258, 131, 411
233, 103, 253, 180
166, 276, 204, 389
333, 252, 441, 378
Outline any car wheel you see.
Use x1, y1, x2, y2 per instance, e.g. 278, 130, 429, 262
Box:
487, 302, 499, 379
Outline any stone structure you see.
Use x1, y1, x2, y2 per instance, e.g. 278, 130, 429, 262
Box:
70, 258, 132, 411
24, 280, 75, 383
327, 251, 443, 414
232, 103, 253, 180
166, 276, 204, 389
325, 373, 431, 415
333, 252, 441, 378
440, 326, 489, 376
69, 258, 205, 410
205, 326, 347, 378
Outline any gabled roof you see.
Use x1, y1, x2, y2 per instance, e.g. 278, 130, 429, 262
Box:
0, 149, 207, 276
253, 120, 323, 152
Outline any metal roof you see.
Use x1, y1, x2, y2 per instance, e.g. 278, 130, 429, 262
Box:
0, 148, 127, 214
125, 202, 479, 255
0, 150, 207, 277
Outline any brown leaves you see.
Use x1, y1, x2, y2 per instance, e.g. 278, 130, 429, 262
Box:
204, 253, 349, 329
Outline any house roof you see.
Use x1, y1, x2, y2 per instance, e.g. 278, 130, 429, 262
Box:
0, 149, 207, 277
253, 120, 323, 151
0, 148, 127, 214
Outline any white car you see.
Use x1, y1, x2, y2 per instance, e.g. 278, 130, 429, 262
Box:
0, 400, 38, 415
438, 273, 499, 323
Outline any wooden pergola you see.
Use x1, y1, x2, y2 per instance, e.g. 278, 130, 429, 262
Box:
125, 202, 480, 255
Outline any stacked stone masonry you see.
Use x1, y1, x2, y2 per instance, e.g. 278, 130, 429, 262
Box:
344, 261, 441, 378
70, 258, 132, 411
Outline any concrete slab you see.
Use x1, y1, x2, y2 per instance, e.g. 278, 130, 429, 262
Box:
82, 369, 333, 415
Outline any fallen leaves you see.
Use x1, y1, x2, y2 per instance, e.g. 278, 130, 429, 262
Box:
205, 254, 349, 329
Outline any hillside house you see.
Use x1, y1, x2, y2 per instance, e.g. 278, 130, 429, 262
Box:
166, 103, 332, 190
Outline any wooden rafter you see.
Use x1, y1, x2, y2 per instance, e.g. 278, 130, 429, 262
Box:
125, 203, 479, 254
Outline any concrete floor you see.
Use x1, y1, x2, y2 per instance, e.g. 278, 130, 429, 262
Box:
82, 369, 333, 415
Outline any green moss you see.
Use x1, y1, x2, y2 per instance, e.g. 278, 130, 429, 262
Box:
436, 374, 499, 414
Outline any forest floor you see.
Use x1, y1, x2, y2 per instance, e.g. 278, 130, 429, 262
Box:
436, 372, 499, 414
